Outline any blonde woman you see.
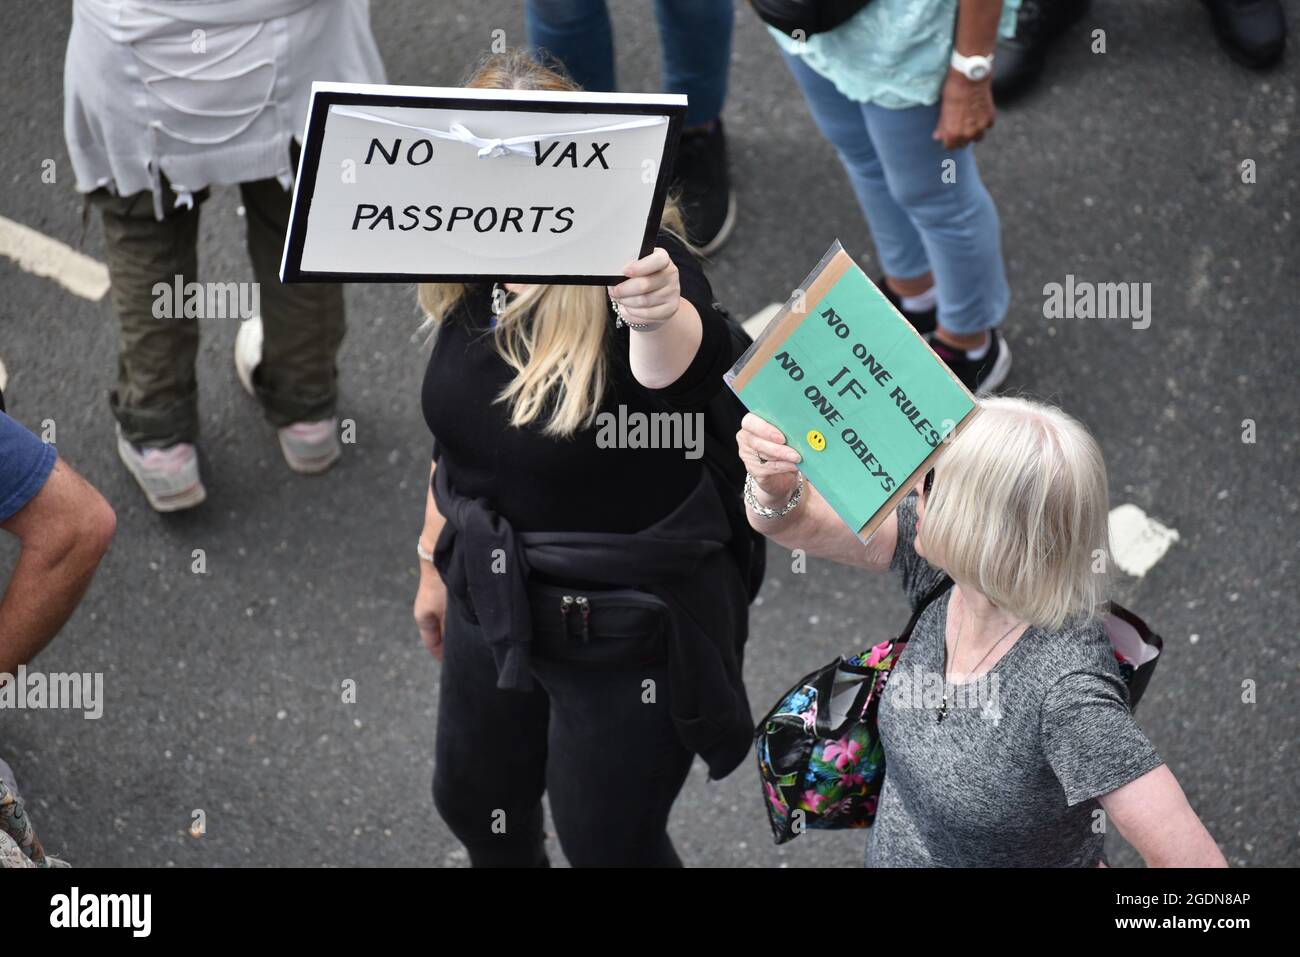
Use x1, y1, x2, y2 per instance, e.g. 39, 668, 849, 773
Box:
738, 397, 1226, 867
412, 52, 752, 867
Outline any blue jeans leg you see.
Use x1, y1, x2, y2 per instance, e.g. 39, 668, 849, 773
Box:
525, 0, 616, 92
527, 0, 732, 126
781, 53, 1009, 334
654, 0, 733, 126
781, 52, 931, 283
860, 101, 1009, 335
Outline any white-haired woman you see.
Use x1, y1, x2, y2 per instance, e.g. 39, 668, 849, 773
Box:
738, 396, 1226, 867
412, 51, 753, 868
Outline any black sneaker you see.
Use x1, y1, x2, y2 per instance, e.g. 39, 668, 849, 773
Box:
879, 276, 937, 336
928, 331, 1013, 396
671, 120, 736, 255
992, 0, 1092, 105
1201, 0, 1286, 69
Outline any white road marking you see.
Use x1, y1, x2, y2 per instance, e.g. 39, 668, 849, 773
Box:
0, 356, 7, 394
1109, 503, 1180, 578
0, 214, 110, 301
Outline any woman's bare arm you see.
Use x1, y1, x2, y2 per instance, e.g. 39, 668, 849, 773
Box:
737, 412, 897, 571
611, 247, 703, 390
1099, 765, 1228, 867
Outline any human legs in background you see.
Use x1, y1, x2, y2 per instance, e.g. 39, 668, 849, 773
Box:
523, 0, 732, 126
431, 597, 694, 867
655, 0, 733, 127
655, 0, 736, 253
95, 166, 346, 509
525, 0, 737, 252
93, 185, 208, 511
96, 187, 202, 449
236, 174, 346, 474
432, 599, 551, 867
533, 652, 694, 867
781, 52, 1012, 394
525, 0, 616, 91
994, 0, 1286, 106
779, 55, 933, 308
858, 101, 1010, 344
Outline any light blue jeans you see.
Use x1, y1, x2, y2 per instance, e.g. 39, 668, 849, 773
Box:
783, 52, 1009, 334
526, 0, 733, 128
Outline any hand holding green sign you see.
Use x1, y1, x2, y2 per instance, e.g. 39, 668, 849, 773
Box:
727, 241, 979, 538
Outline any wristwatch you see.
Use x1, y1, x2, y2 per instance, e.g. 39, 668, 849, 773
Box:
950, 50, 994, 81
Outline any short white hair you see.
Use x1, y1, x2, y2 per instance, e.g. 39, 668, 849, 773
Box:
920, 396, 1110, 630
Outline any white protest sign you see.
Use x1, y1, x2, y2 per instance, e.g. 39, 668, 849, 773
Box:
279, 82, 686, 285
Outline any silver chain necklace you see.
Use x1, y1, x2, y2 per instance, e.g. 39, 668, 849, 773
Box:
938, 597, 1021, 723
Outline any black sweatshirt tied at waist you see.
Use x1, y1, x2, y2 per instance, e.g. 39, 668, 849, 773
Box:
431, 461, 753, 779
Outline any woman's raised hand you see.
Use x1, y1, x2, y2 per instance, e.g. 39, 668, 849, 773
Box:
608, 247, 680, 326
737, 412, 801, 500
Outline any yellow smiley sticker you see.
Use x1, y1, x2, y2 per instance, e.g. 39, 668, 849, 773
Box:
806, 430, 827, 452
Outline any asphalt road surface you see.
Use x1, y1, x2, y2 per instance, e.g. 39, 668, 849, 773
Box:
0, 1, 1296, 867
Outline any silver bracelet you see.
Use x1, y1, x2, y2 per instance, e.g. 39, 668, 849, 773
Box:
416, 540, 434, 563
610, 296, 668, 332
744, 471, 804, 519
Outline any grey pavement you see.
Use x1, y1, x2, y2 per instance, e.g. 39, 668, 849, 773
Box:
0, 0, 1296, 867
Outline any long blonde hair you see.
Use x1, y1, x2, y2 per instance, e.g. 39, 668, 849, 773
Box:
417, 49, 688, 437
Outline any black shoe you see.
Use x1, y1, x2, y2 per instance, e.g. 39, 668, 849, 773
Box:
927, 331, 1013, 396
879, 277, 937, 336
671, 120, 736, 255
992, 0, 1092, 104
1202, 0, 1286, 69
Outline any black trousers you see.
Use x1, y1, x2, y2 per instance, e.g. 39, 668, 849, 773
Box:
432, 594, 695, 867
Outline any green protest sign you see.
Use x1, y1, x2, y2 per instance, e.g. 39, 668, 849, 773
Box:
727, 241, 979, 538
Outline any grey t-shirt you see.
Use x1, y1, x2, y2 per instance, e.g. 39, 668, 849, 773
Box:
866, 495, 1164, 867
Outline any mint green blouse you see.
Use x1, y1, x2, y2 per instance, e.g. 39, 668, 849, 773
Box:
770, 0, 1022, 109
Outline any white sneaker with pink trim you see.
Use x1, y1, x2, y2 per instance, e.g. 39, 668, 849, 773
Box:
115, 428, 207, 512
235, 316, 341, 475
277, 418, 341, 474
